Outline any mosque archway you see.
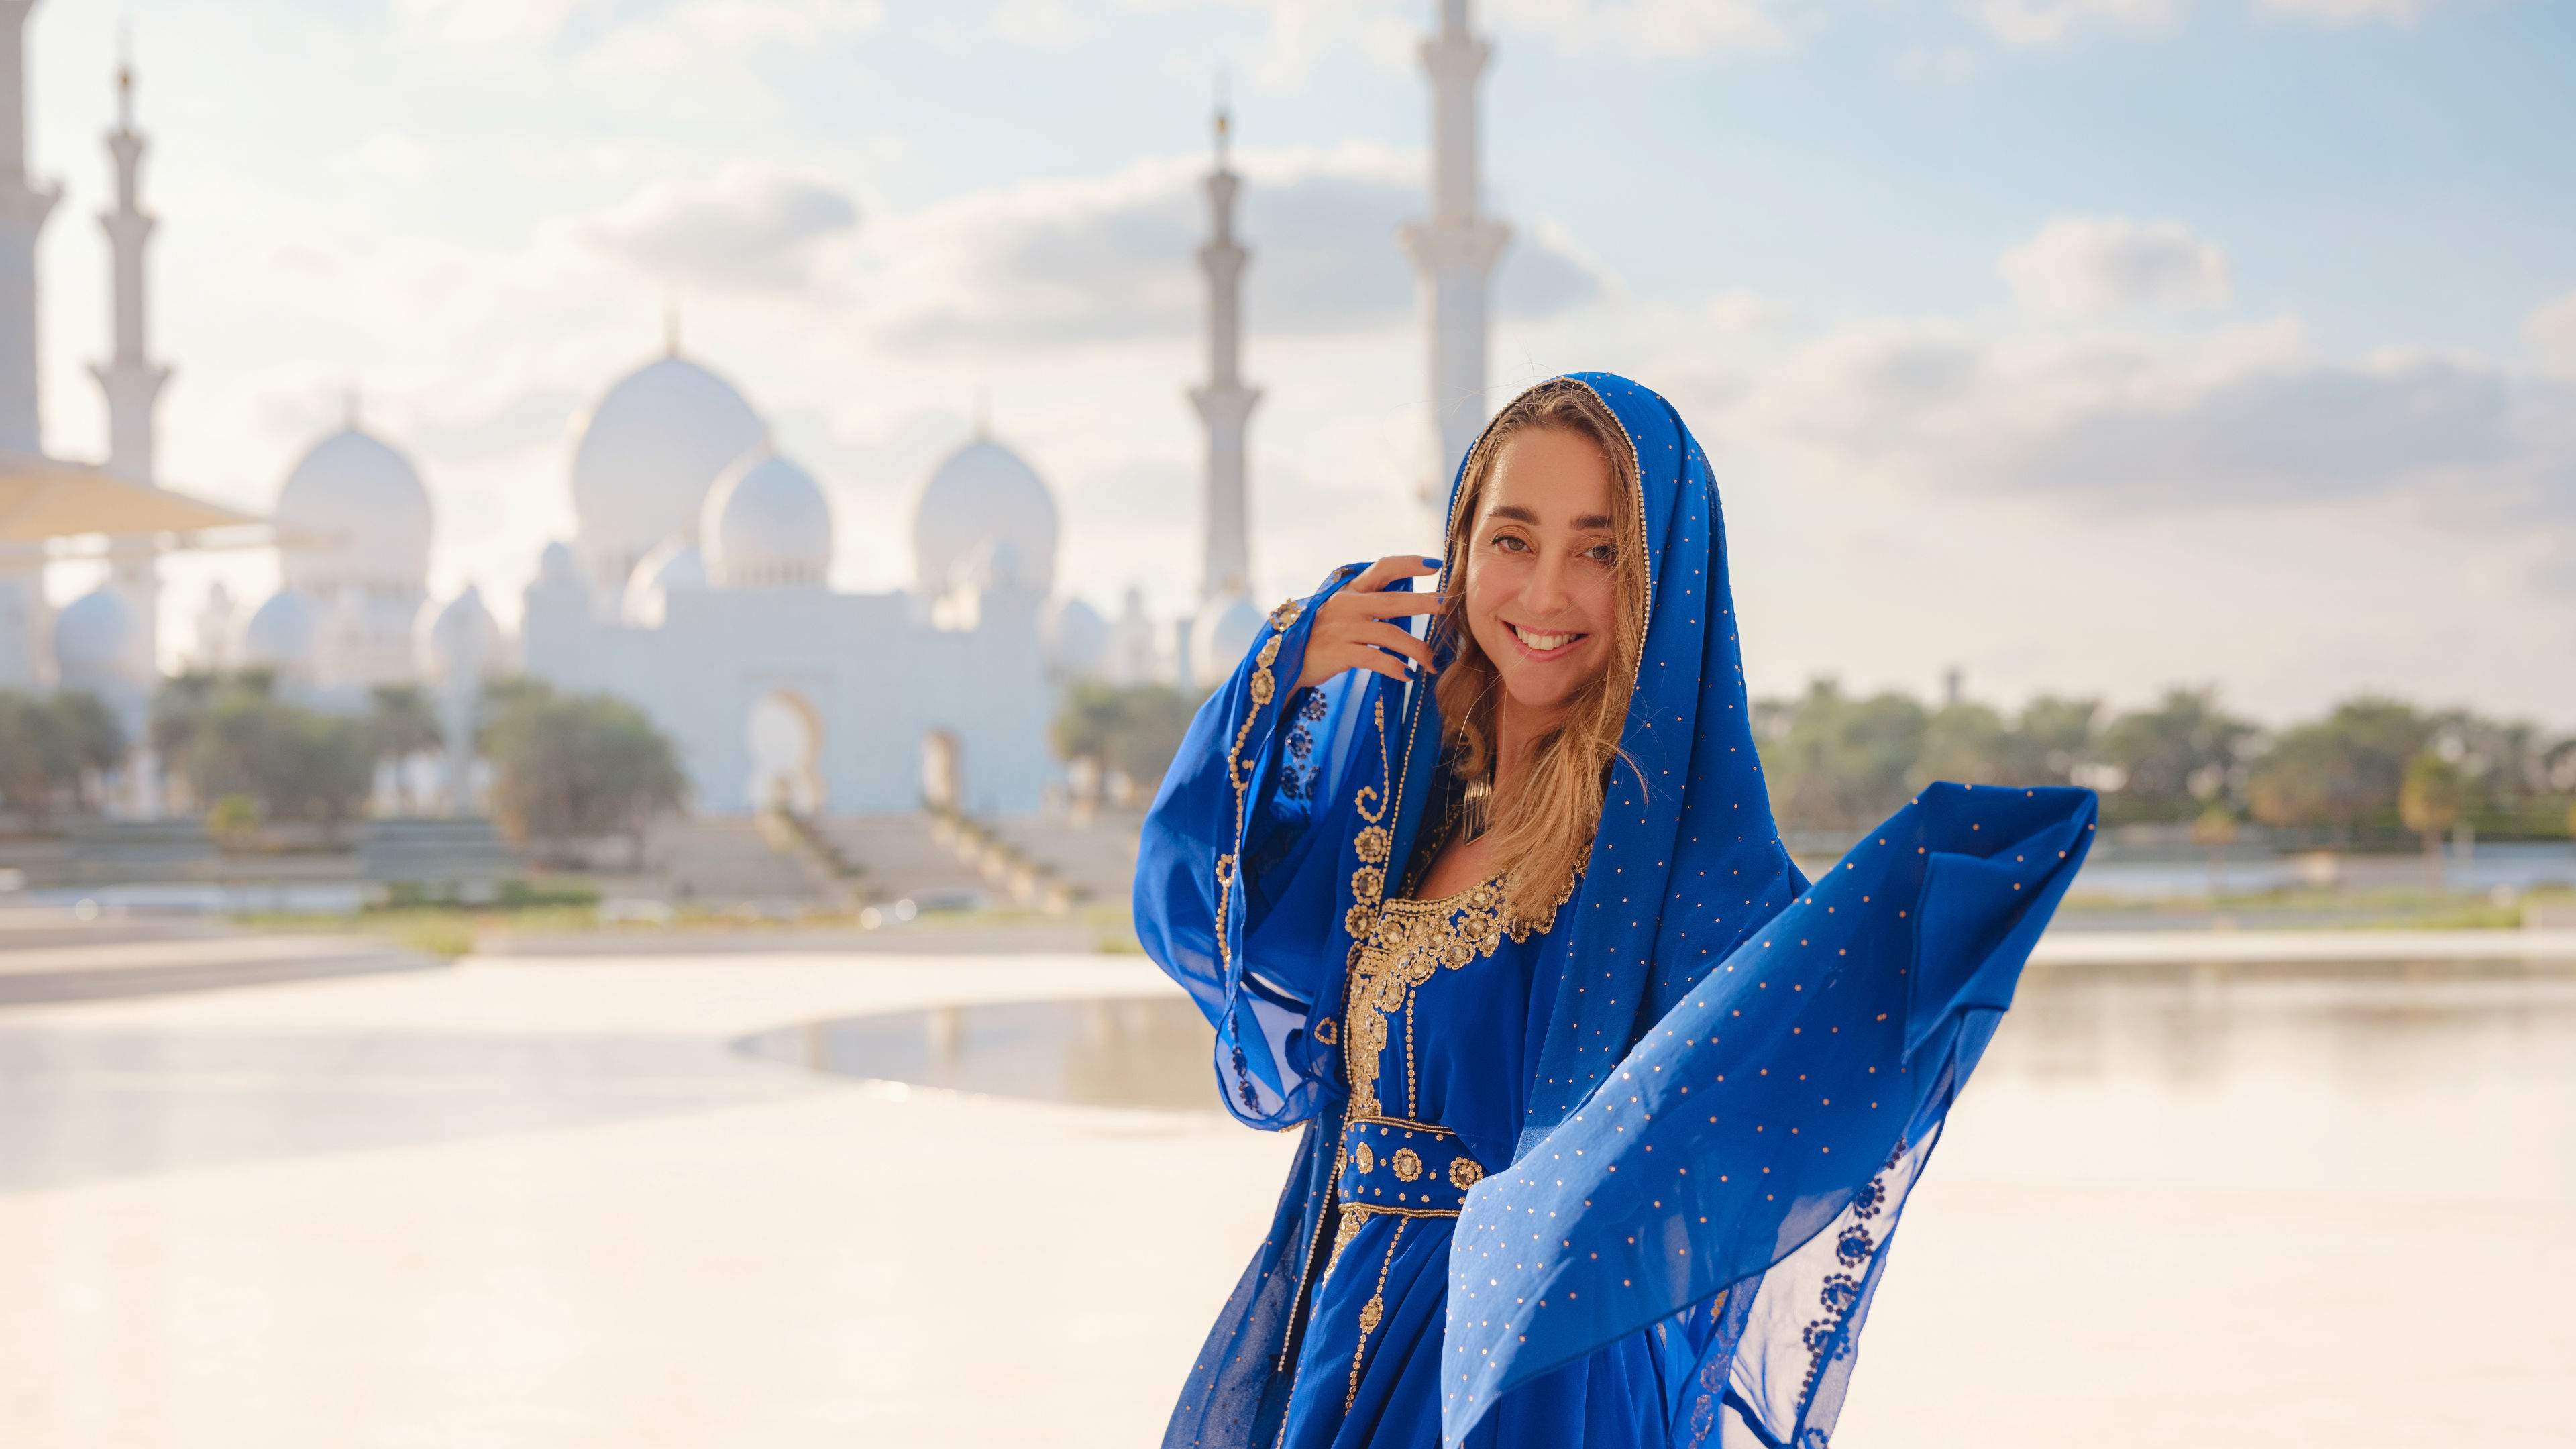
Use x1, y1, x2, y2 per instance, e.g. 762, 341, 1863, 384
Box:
922, 729, 962, 813
745, 690, 824, 815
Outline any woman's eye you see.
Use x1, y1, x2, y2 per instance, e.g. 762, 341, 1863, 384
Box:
1492, 535, 1529, 553
1585, 545, 1616, 563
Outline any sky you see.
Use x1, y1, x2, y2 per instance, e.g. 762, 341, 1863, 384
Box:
17, 0, 2576, 724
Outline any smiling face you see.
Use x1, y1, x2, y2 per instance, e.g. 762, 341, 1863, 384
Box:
1458, 425, 1625, 722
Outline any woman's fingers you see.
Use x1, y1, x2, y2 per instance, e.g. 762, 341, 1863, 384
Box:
1330, 646, 1414, 686
1344, 553, 1443, 594
1341, 590, 1447, 619
1350, 620, 1436, 673
1293, 635, 1428, 693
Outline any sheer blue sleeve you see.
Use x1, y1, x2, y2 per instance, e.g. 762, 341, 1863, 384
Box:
1135, 563, 1392, 1130
1442, 784, 2099, 1447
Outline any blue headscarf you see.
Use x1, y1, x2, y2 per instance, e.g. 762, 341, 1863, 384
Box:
1466, 373, 1811, 1155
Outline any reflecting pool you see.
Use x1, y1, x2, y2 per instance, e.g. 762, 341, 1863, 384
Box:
735, 996, 1220, 1112
742, 961, 2576, 1207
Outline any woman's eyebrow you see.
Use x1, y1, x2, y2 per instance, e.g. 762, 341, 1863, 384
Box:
1486, 505, 1615, 529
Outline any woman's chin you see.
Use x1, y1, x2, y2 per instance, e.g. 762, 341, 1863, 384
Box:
1497, 676, 1586, 717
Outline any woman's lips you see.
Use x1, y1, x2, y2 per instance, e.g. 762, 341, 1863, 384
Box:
1506, 621, 1588, 661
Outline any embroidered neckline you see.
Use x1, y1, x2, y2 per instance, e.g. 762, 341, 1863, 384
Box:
1385, 873, 1504, 914
1340, 862, 1581, 1122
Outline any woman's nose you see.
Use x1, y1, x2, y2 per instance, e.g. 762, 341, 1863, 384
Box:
1524, 551, 1573, 614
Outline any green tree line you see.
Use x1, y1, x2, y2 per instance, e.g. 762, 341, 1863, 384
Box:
1052, 677, 2576, 849
0, 690, 127, 824
130, 672, 686, 850
1756, 680, 2576, 845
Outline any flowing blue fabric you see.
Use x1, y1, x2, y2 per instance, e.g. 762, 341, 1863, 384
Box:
1136, 373, 2097, 1449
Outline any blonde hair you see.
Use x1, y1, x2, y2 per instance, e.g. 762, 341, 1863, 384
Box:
1432, 379, 1647, 920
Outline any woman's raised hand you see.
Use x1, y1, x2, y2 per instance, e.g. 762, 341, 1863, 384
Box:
1291, 555, 1447, 694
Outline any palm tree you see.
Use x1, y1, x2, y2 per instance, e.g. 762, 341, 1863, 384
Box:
2398, 750, 2463, 885
368, 684, 443, 816
49, 692, 127, 812
150, 672, 221, 812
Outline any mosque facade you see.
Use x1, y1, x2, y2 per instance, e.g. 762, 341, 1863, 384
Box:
213, 340, 1071, 818
513, 351, 1061, 816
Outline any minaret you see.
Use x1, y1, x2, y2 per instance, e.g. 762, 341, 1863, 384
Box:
1190, 101, 1258, 603
1401, 0, 1509, 519
91, 52, 169, 483
0, 0, 61, 456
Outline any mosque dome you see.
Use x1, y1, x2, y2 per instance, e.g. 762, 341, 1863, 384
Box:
419, 584, 504, 684
703, 451, 833, 589
242, 588, 317, 672
622, 535, 708, 626
1043, 596, 1109, 679
568, 355, 767, 593
912, 435, 1057, 598
274, 428, 433, 594
536, 540, 586, 589
1190, 590, 1265, 686
52, 587, 135, 685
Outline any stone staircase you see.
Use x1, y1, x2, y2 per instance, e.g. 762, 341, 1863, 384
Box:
984, 812, 1143, 908
648, 817, 829, 904
816, 815, 991, 909
816, 811, 1144, 914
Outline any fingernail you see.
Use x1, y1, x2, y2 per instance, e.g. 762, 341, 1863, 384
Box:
1422, 557, 1443, 568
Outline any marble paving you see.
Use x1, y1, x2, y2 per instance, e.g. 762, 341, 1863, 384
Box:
0, 946, 2565, 1447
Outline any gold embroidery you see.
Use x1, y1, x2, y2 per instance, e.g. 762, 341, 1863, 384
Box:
1448, 1157, 1483, 1191
1269, 597, 1304, 631
1313, 1017, 1337, 1046
1352, 1142, 1375, 1175
1323, 1203, 1368, 1284
1391, 1148, 1422, 1182
1340, 864, 1582, 1120
1346, 1218, 1407, 1411
1338, 696, 1397, 955
1210, 619, 1290, 1022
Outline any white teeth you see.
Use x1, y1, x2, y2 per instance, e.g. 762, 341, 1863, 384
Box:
1512, 625, 1579, 651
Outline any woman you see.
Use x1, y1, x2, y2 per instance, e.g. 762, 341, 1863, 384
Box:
1137, 375, 2094, 1448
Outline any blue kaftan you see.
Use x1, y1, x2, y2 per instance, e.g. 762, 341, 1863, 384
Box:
1136, 374, 2096, 1449
1282, 875, 1695, 1448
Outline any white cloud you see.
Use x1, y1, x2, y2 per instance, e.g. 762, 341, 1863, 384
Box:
2524, 288, 2576, 378
1489, 0, 1798, 57
988, 0, 1097, 46
394, 0, 885, 48
856, 144, 1609, 352
1707, 288, 1799, 335
673, 0, 890, 45
1971, 0, 2180, 47
1998, 217, 2232, 315
2253, 0, 2443, 24
578, 166, 862, 294
1737, 315, 2555, 511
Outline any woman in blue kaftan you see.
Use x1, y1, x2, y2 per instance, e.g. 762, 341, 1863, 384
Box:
1136, 374, 2096, 1449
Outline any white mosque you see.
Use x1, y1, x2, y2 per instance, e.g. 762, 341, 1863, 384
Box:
7, 0, 1511, 822
191, 338, 1088, 816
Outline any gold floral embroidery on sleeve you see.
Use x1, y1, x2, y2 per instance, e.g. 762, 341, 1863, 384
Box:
1212, 634, 1288, 985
